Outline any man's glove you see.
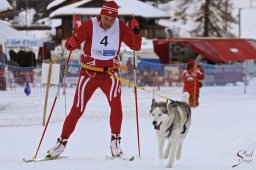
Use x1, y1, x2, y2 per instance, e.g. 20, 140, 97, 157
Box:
130, 18, 140, 34
65, 34, 78, 51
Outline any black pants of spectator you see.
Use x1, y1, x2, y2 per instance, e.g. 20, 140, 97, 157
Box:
0, 69, 6, 90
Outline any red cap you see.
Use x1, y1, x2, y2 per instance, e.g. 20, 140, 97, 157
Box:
188, 59, 195, 66
100, 1, 118, 18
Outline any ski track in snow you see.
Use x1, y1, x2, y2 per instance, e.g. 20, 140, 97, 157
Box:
1, 84, 256, 170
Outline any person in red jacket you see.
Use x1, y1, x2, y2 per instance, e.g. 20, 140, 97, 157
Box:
47, 1, 142, 158
182, 59, 204, 107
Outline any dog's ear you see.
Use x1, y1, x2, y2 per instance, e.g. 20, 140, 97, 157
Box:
150, 99, 156, 114
152, 98, 156, 104
165, 99, 168, 105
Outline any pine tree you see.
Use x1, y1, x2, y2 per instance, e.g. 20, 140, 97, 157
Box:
174, 0, 237, 37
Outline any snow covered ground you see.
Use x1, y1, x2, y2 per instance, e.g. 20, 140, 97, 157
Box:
1, 82, 256, 170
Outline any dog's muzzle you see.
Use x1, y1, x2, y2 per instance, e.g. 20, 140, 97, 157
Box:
153, 121, 162, 130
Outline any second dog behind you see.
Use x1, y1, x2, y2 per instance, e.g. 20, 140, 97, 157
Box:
150, 92, 191, 168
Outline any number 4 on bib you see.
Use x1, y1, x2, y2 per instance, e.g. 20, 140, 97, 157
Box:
100, 36, 109, 46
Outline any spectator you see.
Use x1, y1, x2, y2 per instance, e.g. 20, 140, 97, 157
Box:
0, 44, 8, 90
182, 59, 204, 107
0, 44, 7, 64
38, 44, 51, 61
126, 57, 133, 77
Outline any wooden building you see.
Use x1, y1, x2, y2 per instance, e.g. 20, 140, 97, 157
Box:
47, 0, 170, 43
0, 0, 16, 20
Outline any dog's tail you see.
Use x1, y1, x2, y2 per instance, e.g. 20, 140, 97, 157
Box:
181, 92, 190, 104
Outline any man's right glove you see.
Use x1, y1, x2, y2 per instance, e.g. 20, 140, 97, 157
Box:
130, 18, 140, 34
65, 34, 78, 51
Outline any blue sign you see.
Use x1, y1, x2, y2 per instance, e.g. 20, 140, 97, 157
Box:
6, 39, 43, 47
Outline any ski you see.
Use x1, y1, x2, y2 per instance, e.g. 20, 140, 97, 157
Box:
23, 155, 68, 163
105, 155, 134, 161
24, 155, 134, 163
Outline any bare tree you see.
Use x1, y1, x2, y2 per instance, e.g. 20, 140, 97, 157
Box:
174, 0, 237, 37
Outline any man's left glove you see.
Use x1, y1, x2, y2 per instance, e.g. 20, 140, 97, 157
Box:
65, 34, 78, 51
130, 18, 140, 34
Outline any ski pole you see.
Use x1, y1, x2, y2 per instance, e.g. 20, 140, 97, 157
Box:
133, 50, 141, 158
131, 14, 141, 158
34, 50, 73, 159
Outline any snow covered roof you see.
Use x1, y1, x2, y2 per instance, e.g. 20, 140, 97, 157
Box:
50, 0, 168, 19
47, 0, 67, 10
0, 22, 43, 47
153, 38, 256, 63
37, 18, 62, 28
0, 0, 13, 12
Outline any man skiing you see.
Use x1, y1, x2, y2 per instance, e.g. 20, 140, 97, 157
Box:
47, 0, 142, 158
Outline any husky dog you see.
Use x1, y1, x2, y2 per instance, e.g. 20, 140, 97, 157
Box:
150, 92, 191, 168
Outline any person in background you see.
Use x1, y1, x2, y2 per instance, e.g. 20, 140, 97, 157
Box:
47, 0, 142, 158
126, 57, 133, 77
0, 44, 7, 65
0, 44, 8, 90
38, 43, 51, 62
182, 59, 204, 107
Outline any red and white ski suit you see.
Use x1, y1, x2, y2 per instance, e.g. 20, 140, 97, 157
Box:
182, 66, 204, 107
61, 16, 142, 139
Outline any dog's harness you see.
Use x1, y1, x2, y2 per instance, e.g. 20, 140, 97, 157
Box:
184, 103, 191, 113
81, 62, 128, 73
166, 122, 174, 138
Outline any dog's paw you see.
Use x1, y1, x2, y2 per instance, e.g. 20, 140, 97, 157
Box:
164, 150, 169, 159
167, 164, 173, 168
163, 153, 169, 159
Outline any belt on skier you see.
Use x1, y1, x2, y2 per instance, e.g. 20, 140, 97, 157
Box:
81, 62, 128, 73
